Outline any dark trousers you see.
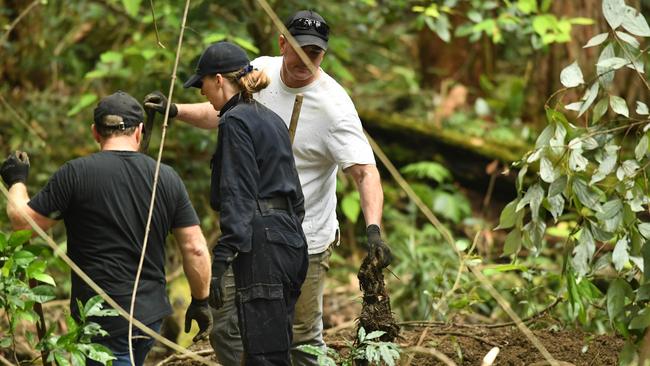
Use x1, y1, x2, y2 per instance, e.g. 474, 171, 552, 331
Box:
232, 209, 308, 366
86, 320, 162, 366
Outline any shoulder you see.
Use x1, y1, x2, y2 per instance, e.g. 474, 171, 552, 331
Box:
251, 55, 280, 70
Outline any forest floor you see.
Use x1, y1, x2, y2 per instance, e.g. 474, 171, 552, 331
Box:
151, 288, 624, 366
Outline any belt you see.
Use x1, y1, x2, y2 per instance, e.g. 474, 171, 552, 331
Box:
257, 197, 290, 212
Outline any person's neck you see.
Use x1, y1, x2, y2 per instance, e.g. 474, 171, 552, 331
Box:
100, 136, 139, 152
281, 67, 320, 89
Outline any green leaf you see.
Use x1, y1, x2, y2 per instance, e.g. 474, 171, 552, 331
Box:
83, 343, 116, 364
597, 44, 616, 87
67, 94, 98, 117
401, 162, 450, 183
637, 284, 650, 301
341, 192, 361, 224
516, 184, 544, 222
233, 37, 260, 54
29, 285, 56, 303
602, 0, 625, 29
14, 250, 36, 267
517, 0, 538, 14
590, 149, 617, 184
572, 178, 601, 211
503, 228, 521, 255
635, 135, 648, 161
573, 228, 595, 277
70, 350, 85, 366
596, 57, 629, 71
622, 5, 650, 37
613, 237, 630, 272
547, 195, 565, 222
203, 33, 227, 44
358, 327, 366, 342
33, 273, 56, 287
596, 199, 623, 232
548, 175, 567, 197
365, 330, 386, 340
578, 82, 600, 117
592, 98, 609, 123
121, 0, 142, 17
569, 149, 588, 172
607, 278, 630, 321
610, 95, 629, 117
496, 200, 518, 230
8, 230, 32, 247
583, 32, 608, 48
637, 101, 649, 115
297, 345, 326, 357
630, 308, 650, 329
616, 31, 640, 48
535, 123, 554, 149
540, 157, 559, 183
560, 61, 584, 88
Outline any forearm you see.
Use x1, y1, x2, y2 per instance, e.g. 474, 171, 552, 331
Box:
6, 183, 31, 230
176, 102, 220, 130
351, 165, 383, 227
182, 240, 211, 299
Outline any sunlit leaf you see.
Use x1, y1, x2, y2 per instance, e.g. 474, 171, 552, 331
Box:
602, 0, 626, 29
67, 94, 98, 117
613, 237, 630, 272
578, 82, 600, 117
341, 191, 361, 224
540, 157, 559, 183
635, 135, 648, 161
621, 5, 650, 37
610, 95, 629, 117
548, 175, 567, 197
636, 101, 649, 115
569, 149, 588, 172
592, 98, 609, 123
596, 57, 629, 71
121, 0, 142, 17
597, 44, 616, 87
560, 61, 584, 88
547, 195, 564, 222
583, 32, 608, 48
616, 31, 640, 48
572, 178, 601, 211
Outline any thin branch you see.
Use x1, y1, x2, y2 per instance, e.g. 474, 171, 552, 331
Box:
0, 353, 17, 366
0, 0, 40, 46
149, 0, 166, 48
404, 346, 458, 366
0, 94, 47, 144
128, 0, 192, 362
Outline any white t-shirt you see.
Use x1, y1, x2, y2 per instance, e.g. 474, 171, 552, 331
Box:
251, 56, 376, 254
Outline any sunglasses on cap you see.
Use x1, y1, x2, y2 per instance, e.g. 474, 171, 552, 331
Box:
288, 18, 330, 37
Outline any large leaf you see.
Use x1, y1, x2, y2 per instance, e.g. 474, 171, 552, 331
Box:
578, 82, 600, 117
607, 278, 630, 321
621, 6, 650, 37
616, 31, 640, 48
610, 95, 630, 117
602, 0, 626, 29
635, 135, 648, 161
613, 237, 630, 272
503, 228, 522, 255
8, 230, 32, 247
121, 0, 142, 17
516, 184, 545, 222
596, 57, 629, 71
597, 44, 616, 87
547, 195, 564, 222
540, 157, 559, 183
560, 61, 584, 88
548, 175, 567, 197
583, 32, 608, 48
496, 199, 518, 230
572, 178, 601, 211
341, 192, 361, 224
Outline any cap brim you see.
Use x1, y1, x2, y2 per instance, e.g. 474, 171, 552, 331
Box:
183, 74, 202, 89
294, 35, 328, 51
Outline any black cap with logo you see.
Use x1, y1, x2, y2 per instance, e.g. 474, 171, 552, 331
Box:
285, 10, 329, 51
184, 41, 251, 89
93, 91, 144, 130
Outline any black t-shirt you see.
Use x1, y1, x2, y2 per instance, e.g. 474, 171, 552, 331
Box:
29, 150, 199, 337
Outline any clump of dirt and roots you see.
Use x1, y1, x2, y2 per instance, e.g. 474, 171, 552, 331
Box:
356, 253, 400, 342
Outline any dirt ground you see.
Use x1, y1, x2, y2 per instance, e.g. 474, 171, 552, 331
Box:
150, 289, 624, 366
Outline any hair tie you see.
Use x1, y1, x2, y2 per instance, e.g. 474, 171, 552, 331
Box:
236, 65, 254, 80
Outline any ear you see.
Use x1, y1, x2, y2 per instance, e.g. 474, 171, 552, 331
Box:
279, 35, 286, 54
91, 124, 101, 143
135, 123, 143, 143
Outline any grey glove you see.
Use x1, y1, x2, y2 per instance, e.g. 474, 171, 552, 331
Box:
1, 151, 30, 187
184, 296, 213, 342
366, 224, 393, 268
143, 91, 178, 119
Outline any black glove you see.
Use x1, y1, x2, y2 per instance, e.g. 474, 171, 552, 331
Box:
1, 151, 30, 187
209, 260, 230, 309
366, 224, 393, 269
143, 91, 178, 119
184, 296, 213, 342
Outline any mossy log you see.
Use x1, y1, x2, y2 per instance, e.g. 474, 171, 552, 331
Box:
359, 109, 532, 200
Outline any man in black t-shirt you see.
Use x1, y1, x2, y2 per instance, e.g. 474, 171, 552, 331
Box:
1, 91, 212, 366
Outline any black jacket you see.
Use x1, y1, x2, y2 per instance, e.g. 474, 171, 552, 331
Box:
210, 94, 305, 261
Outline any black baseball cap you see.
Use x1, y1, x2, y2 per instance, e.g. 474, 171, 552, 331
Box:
93, 91, 144, 129
285, 10, 329, 51
184, 41, 251, 89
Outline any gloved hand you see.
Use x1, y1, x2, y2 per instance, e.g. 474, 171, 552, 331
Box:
366, 224, 393, 269
1, 151, 30, 187
184, 296, 213, 342
143, 91, 178, 119
209, 260, 230, 309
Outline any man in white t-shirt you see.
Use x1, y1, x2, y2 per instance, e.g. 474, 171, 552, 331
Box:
144, 10, 392, 366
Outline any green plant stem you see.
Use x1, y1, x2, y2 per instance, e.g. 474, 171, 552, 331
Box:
4, 311, 19, 366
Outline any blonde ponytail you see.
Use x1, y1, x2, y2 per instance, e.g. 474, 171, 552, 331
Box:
224, 67, 270, 102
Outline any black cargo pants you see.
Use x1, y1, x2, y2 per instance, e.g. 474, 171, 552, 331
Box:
232, 202, 308, 366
